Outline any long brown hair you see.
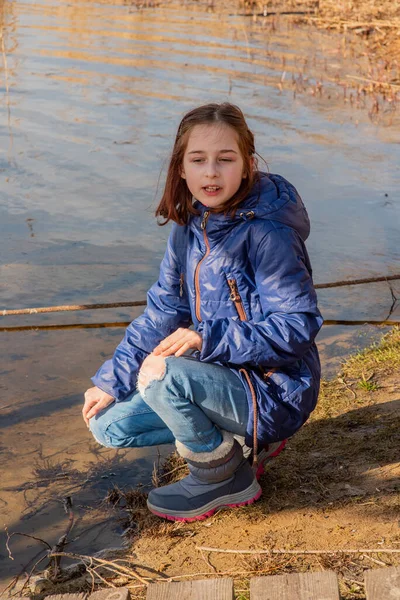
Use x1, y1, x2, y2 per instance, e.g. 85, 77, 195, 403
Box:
155, 103, 258, 225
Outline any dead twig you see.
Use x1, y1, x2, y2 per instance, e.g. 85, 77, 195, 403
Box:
199, 549, 218, 574
126, 564, 318, 586
346, 74, 400, 91
49, 496, 74, 578
0, 322, 132, 332
2, 318, 400, 333
87, 565, 117, 589
385, 280, 398, 321
362, 553, 387, 567
1, 548, 50, 597
1, 301, 146, 316
337, 377, 357, 400
315, 274, 400, 289
1, 274, 400, 317
196, 546, 400, 555
344, 577, 365, 587
309, 17, 400, 29
5, 526, 52, 560
86, 565, 96, 593
323, 319, 400, 326
49, 552, 150, 586
158, 464, 188, 480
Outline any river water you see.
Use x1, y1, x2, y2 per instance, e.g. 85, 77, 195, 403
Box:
0, 0, 399, 589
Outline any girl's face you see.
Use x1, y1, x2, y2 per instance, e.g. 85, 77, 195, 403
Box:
181, 123, 247, 209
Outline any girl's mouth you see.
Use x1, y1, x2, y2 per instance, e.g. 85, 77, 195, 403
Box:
203, 186, 221, 196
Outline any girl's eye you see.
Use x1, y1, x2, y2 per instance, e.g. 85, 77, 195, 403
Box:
189, 157, 234, 163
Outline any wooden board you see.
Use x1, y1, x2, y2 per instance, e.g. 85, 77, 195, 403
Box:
146, 578, 234, 600
250, 571, 340, 600
365, 566, 400, 599
45, 595, 87, 600
89, 589, 130, 600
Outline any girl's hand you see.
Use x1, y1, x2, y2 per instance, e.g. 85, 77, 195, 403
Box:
153, 328, 202, 357
82, 386, 115, 426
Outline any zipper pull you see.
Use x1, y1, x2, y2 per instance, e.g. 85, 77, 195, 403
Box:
201, 210, 210, 230
228, 279, 240, 302
179, 273, 184, 298
263, 369, 276, 383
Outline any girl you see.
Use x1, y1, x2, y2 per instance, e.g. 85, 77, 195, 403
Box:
82, 103, 323, 522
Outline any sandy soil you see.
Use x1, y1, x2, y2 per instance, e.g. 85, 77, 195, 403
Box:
128, 373, 399, 599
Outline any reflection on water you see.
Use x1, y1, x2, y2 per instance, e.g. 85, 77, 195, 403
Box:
0, 323, 173, 589
0, 0, 399, 588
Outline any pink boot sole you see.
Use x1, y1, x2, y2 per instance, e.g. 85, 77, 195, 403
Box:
255, 439, 287, 480
149, 487, 263, 523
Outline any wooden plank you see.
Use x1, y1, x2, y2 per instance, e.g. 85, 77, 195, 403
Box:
45, 595, 87, 600
146, 578, 234, 600
365, 566, 400, 599
89, 589, 130, 600
250, 571, 340, 600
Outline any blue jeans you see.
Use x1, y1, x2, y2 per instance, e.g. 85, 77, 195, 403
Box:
90, 356, 249, 453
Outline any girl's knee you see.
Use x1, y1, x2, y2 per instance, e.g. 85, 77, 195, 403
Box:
137, 354, 167, 397
89, 415, 115, 448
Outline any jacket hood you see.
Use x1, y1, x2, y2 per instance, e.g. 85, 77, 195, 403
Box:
243, 172, 310, 241
191, 172, 310, 242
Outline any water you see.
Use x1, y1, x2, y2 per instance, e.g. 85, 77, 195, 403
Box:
0, 0, 399, 589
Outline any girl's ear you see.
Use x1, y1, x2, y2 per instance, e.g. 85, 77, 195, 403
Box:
243, 156, 255, 179
250, 156, 255, 171
181, 168, 186, 179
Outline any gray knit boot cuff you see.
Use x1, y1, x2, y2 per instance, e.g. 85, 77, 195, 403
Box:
176, 430, 244, 484
176, 430, 235, 467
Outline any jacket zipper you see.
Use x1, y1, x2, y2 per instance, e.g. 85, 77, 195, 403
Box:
227, 278, 276, 381
239, 367, 259, 465
179, 273, 184, 298
226, 276, 258, 459
231, 279, 275, 464
227, 278, 247, 322
263, 369, 276, 381
194, 210, 210, 321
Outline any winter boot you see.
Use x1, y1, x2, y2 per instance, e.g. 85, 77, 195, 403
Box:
147, 430, 262, 522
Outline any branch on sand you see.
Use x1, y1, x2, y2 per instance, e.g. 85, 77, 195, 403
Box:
196, 546, 400, 555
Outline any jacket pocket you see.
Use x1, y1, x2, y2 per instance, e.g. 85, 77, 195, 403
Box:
263, 360, 312, 404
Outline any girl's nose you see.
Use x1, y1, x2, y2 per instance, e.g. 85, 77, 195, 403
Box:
206, 161, 219, 178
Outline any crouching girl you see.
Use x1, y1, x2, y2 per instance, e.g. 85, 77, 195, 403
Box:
82, 102, 323, 522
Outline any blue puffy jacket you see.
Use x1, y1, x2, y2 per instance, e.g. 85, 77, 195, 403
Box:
92, 172, 323, 447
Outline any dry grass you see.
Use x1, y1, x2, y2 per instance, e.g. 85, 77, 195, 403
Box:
239, 0, 400, 88
341, 326, 400, 378
317, 0, 400, 21
104, 450, 188, 543
311, 1, 400, 84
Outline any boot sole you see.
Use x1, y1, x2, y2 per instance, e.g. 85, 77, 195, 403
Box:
147, 478, 262, 522
255, 439, 287, 480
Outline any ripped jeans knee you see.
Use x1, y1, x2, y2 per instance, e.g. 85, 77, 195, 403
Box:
137, 354, 167, 397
